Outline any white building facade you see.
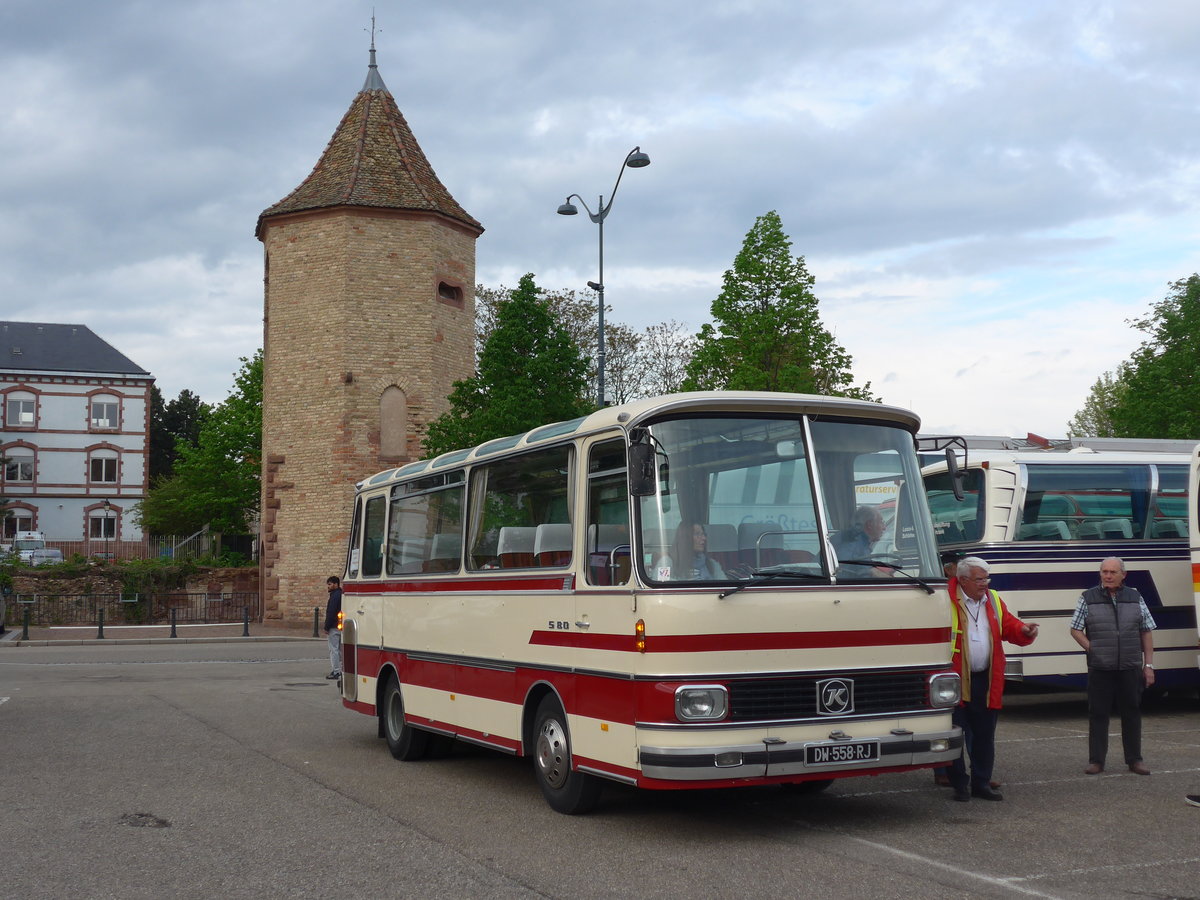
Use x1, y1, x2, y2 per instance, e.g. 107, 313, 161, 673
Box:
1, 322, 152, 553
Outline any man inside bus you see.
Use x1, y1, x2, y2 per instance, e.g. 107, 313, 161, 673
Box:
949, 556, 1039, 801
1069, 556, 1156, 776
832, 504, 888, 577
833, 505, 884, 558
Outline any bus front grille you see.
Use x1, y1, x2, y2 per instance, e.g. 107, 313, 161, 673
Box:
727, 671, 930, 721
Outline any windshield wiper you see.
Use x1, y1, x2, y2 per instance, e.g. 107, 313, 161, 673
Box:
718, 567, 826, 599
835, 560, 935, 595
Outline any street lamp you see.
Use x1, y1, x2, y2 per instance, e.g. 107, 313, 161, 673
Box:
102, 498, 111, 559
557, 146, 650, 407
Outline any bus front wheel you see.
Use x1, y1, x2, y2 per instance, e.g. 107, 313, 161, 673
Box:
533, 695, 601, 814
382, 673, 429, 761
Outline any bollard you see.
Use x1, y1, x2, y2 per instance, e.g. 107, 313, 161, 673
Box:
97, 607, 105, 640
22, 607, 30, 641
242, 605, 250, 637
313, 606, 320, 638
170, 607, 178, 639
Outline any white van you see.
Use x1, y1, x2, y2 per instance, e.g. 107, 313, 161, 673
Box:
13, 531, 47, 563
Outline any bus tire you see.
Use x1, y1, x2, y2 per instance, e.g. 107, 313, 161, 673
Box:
533, 695, 601, 815
382, 673, 429, 761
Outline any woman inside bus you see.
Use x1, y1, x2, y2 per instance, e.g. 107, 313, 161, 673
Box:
661, 522, 726, 581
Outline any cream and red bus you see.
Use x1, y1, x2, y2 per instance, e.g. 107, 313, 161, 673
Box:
338, 391, 961, 813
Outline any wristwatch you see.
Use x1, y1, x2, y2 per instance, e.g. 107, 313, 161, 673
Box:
1143, 663, 1154, 669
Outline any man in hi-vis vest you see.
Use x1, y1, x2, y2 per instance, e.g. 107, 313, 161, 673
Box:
949, 556, 1039, 802
1070, 557, 1156, 776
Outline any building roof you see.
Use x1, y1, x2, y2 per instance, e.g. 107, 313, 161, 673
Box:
0, 322, 150, 377
256, 48, 482, 236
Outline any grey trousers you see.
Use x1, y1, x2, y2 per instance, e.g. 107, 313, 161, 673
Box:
327, 630, 342, 674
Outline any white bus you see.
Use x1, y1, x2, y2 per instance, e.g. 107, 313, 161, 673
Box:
1192, 445, 1200, 673
339, 392, 961, 813
924, 444, 1200, 690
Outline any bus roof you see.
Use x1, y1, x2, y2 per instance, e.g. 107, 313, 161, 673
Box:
923, 445, 1199, 475
359, 391, 922, 491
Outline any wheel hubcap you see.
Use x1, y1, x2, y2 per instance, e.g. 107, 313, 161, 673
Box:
536, 716, 569, 789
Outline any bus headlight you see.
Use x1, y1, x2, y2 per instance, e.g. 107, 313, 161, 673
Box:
675, 685, 728, 721
928, 673, 961, 708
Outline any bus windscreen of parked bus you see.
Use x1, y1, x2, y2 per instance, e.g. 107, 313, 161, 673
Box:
636, 416, 940, 584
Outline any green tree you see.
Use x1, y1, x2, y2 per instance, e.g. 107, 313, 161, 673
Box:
423, 274, 591, 457
136, 352, 262, 534
1066, 369, 1129, 437
1104, 274, 1200, 439
149, 386, 212, 482
682, 210, 873, 399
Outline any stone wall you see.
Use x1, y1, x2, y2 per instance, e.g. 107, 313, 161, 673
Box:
9, 565, 258, 597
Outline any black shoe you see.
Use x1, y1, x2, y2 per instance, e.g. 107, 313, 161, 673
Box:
952, 789, 970, 802
971, 785, 1004, 801
325, 671, 340, 680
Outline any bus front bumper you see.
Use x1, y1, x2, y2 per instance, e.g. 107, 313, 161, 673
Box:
638, 724, 962, 781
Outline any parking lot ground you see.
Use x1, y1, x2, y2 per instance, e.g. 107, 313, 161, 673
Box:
1, 644, 1198, 899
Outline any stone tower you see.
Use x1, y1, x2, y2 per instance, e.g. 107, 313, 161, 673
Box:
255, 47, 482, 622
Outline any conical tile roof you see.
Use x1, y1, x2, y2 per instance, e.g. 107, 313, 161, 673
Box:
257, 51, 482, 235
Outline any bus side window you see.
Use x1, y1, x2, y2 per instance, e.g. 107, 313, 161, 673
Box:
387, 472, 465, 575
466, 446, 572, 571
362, 495, 386, 577
586, 438, 630, 586
347, 496, 363, 577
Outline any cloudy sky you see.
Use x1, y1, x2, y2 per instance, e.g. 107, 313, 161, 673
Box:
4, 0, 1199, 437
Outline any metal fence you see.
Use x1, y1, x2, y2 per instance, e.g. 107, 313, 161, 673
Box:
13, 534, 257, 563
4, 592, 262, 628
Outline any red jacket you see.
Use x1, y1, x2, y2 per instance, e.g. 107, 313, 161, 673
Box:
949, 576, 1035, 709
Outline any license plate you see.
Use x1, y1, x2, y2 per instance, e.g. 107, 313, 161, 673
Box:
805, 740, 880, 765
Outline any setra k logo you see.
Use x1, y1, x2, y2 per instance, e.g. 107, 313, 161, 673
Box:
816, 678, 854, 716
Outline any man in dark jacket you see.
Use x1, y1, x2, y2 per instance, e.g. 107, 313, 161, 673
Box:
324, 576, 343, 680
1069, 557, 1156, 775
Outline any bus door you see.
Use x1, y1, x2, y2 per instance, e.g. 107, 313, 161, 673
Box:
1190, 445, 1200, 669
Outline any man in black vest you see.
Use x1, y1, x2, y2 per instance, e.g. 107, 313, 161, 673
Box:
1069, 557, 1156, 775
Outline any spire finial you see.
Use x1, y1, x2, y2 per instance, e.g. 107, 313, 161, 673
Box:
362, 9, 388, 92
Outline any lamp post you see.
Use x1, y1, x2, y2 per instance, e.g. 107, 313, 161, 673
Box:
557, 146, 650, 407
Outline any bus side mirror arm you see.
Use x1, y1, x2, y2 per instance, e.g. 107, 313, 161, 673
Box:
916, 435, 968, 501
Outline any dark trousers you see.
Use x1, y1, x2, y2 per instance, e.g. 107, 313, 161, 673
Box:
1087, 667, 1143, 765
951, 670, 999, 792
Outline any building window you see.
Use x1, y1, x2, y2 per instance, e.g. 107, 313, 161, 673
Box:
90, 455, 118, 484
91, 397, 119, 430
3, 513, 34, 539
90, 514, 116, 539
4, 450, 34, 483
5, 395, 35, 427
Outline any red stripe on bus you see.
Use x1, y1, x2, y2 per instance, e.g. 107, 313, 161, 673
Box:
529, 626, 951, 652
344, 575, 575, 593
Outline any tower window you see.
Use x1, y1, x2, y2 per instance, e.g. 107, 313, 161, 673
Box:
437, 282, 464, 307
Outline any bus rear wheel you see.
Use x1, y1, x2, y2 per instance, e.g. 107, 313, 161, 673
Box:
533, 695, 601, 815
382, 673, 429, 761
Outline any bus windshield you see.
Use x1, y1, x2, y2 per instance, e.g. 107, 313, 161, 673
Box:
636, 415, 939, 583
